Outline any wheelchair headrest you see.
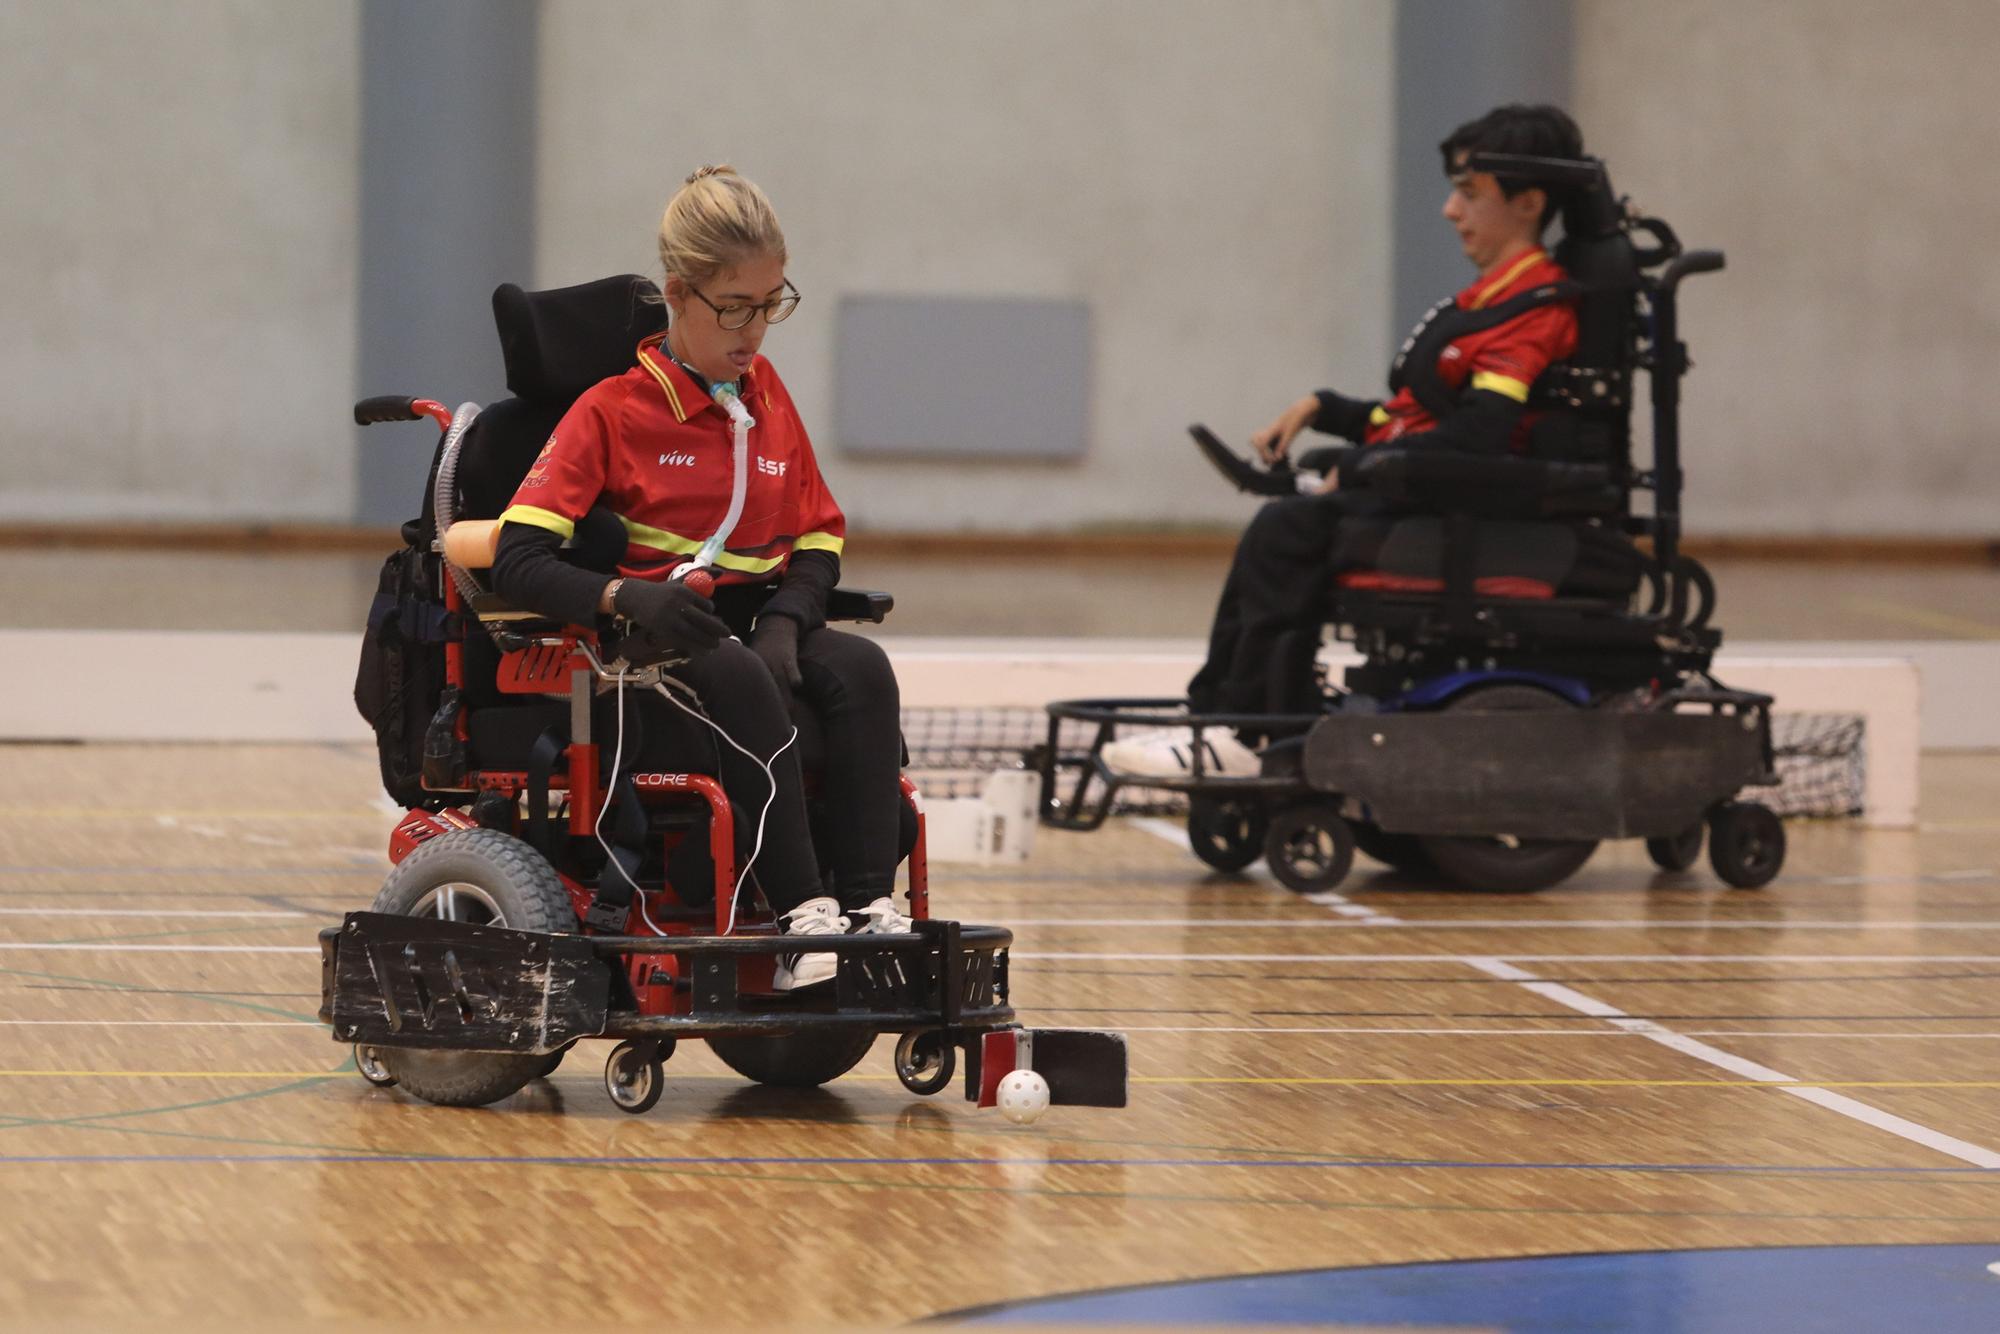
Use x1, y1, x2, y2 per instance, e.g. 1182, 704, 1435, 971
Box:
492, 274, 665, 404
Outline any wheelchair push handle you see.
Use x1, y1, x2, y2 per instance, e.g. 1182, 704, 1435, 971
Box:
354, 395, 454, 430
1661, 249, 1726, 290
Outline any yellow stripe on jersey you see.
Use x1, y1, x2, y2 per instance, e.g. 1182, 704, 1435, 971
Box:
1470, 371, 1531, 402
498, 504, 577, 539
1469, 249, 1545, 310
617, 515, 787, 574
637, 351, 688, 422
795, 531, 844, 556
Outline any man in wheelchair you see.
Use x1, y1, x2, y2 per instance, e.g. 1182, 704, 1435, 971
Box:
1107, 104, 1590, 779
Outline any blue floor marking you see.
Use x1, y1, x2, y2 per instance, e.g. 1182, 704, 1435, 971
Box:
952, 1244, 2000, 1330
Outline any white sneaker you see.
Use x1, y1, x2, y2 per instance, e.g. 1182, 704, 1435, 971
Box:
774, 896, 848, 991
849, 895, 912, 934
1101, 728, 1260, 779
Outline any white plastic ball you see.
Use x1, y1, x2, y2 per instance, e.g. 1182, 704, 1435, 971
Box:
995, 1068, 1051, 1124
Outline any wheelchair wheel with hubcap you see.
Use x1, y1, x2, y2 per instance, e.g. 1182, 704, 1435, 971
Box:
365, 828, 573, 1107
1708, 801, 1785, 889
353, 1044, 397, 1088
1418, 685, 1599, 893
893, 1030, 957, 1096
604, 1039, 671, 1114
1262, 803, 1356, 894
708, 1028, 877, 1088
1186, 797, 1268, 873
1646, 823, 1705, 872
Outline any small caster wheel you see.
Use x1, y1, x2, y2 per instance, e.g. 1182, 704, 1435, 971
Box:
1708, 801, 1785, 889
894, 1030, 957, 1096
604, 1040, 666, 1114
1262, 803, 1356, 894
1646, 823, 1705, 872
354, 1044, 397, 1088
1187, 797, 1268, 873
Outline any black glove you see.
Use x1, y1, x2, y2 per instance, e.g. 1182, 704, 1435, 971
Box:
749, 614, 802, 690
611, 578, 729, 658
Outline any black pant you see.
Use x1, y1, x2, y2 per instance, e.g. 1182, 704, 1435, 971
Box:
1187, 490, 1385, 730
607, 628, 902, 915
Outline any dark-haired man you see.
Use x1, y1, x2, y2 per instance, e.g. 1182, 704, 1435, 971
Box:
1107, 104, 1586, 778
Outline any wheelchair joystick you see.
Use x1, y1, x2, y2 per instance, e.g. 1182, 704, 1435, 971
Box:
672, 566, 716, 598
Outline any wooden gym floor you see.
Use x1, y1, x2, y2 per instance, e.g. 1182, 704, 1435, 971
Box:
3, 742, 2000, 1327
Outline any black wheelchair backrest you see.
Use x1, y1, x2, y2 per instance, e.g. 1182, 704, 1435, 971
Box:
457, 274, 665, 520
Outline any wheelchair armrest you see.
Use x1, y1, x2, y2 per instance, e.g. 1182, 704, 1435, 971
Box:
1349, 447, 1618, 519
828, 588, 893, 623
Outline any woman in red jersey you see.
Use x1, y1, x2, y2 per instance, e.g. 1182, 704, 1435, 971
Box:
492, 166, 903, 991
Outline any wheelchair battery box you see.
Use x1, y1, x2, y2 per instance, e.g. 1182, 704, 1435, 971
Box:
1301, 707, 1770, 841
971, 1027, 1129, 1109
319, 912, 612, 1055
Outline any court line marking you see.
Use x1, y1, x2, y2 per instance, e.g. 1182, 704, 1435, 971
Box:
1002, 918, 2000, 931
5, 1068, 1998, 1090
2, 1018, 1996, 1041
1461, 956, 2000, 1170
0, 908, 308, 919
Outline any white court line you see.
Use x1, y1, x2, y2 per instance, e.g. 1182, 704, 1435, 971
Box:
0, 908, 309, 919
1130, 816, 1403, 924
5, 943, 1999, 963
1016, 1023, 2000, 1040
0, 944, 320, 954
1460, 956, 2000, 1169
1013, 952, 2000, 964
0, 1020, 318, 1027
999, 917, 2000, 931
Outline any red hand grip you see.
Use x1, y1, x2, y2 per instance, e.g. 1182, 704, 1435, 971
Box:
681, 568, 715, 598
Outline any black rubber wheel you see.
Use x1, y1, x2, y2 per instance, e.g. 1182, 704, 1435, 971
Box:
1646, 823, 1705, 872
708, 1028, 878, 1088
366, 828, 574, 1107
1418, 685, 1599, 893
894, 1030, 957, 1096
535, 1040, 579, 1080
1708, 801, 1786, 889
604, 1040, 666, 1114
1262, 803, 1356, 894
1187, 797, 1268, 873
1351, 821, 1435, 875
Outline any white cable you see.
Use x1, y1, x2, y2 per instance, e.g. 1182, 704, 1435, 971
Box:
591, 663, 640, 910
650, 679, 797, 937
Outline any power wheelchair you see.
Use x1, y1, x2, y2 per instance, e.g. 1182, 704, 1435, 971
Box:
326, 274, 1125, 1114
1040, 151, 1785, 896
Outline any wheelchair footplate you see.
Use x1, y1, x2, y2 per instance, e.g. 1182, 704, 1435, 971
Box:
1036, 696, 1323, 831
319, 911, 1126, 1116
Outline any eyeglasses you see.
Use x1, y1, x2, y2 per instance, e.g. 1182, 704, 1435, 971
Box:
688, 278, 802, 331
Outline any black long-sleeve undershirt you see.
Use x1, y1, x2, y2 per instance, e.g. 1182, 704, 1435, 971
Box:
490, 523, 840, 636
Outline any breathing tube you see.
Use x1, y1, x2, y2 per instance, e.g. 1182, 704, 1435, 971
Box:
671, 380, 755, 585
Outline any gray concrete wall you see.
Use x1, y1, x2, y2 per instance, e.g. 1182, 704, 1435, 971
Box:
1574, 0, 2000, 537
0, 1, 361, 522
532, 0, 1396, 534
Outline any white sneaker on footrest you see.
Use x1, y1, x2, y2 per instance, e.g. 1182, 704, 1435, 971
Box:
1101, 728, 1260, 780
774, 896, 849, 991
849, 896, 912, 934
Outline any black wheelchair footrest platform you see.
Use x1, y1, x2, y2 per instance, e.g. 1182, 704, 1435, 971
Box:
319, 914, 611, 1054
321, 914, 1015, 1052
1301, 702, 1773, 841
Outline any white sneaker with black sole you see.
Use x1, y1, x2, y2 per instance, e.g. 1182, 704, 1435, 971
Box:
774, 896, 848, 991
849, 895, 913, 934
1100, 727, 1261, 780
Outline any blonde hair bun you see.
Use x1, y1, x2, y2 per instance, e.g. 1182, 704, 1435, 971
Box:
659, 165, 785, 287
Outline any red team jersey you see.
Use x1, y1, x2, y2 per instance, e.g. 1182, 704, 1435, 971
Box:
499, 333, 844, 585
1365, 246, 1577, 450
